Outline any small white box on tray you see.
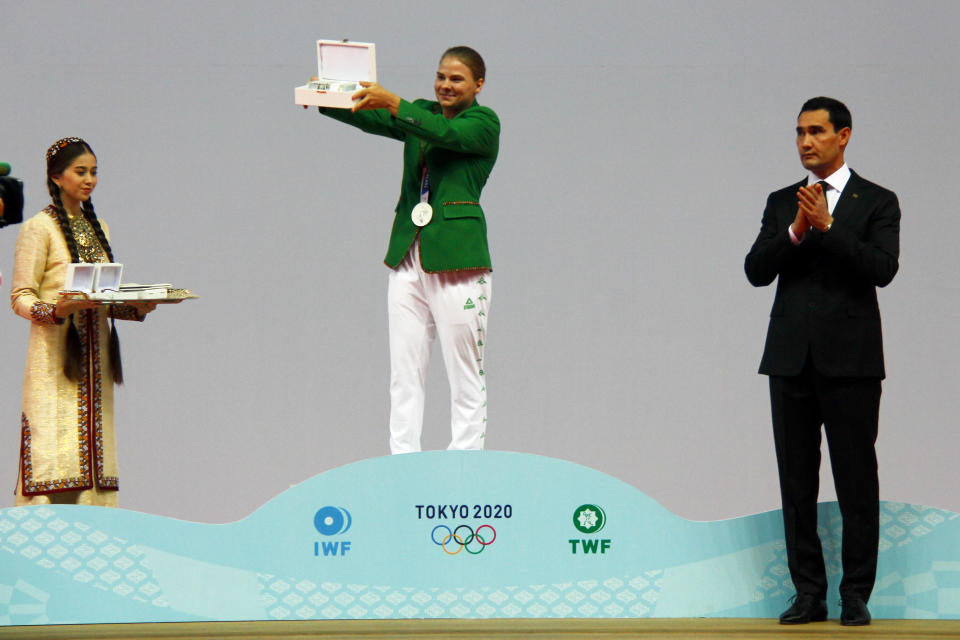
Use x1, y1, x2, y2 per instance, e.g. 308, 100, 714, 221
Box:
96, 264, 123, 292
100, 291, 165, 301
65, 263, 123, 293
64, 264, 97, 293
294, 40, 376, 109
98, 284, 170, 301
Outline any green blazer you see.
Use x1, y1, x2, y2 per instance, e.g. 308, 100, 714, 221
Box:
320, 98, 499, 272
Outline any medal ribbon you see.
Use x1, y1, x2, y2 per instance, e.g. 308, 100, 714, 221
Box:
419, 141, 430, 204
420, 165, 430, 204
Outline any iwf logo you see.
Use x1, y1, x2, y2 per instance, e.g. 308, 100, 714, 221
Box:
313, 506, 352, 557
431, 524, 497, 555
569, 504, 611, 555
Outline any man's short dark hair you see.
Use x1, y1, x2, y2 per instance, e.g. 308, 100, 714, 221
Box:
799, 97, 852, 132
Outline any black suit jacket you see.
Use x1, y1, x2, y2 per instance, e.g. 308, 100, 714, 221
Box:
745, 170, 900, 378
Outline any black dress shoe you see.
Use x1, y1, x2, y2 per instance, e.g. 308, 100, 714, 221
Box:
841, 598, 871, 626
779, 593, 828, 625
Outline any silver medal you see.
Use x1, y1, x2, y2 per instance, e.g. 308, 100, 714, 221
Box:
411, 202, 433, 227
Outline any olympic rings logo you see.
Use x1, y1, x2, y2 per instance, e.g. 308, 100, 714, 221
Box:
430, 524, 497, 555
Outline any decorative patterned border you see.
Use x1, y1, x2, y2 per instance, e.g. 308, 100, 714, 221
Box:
80, 311, 118, 491
28, 301, 59, 326
255, 574, 663, 620
20, 311, 117, 495
77, 311, 94, 486
20, 414, 89, 494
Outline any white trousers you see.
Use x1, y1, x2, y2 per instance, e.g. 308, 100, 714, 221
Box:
387, 241, 491, 454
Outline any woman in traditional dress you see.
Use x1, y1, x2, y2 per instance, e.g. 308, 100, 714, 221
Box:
10, 137, 155, 506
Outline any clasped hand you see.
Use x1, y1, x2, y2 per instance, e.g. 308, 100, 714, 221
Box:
792, 183, 833, 237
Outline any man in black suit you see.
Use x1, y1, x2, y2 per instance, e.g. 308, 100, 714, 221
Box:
745, 97, 900, 627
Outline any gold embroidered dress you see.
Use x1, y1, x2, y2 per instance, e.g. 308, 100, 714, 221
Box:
10, 207, 140, 506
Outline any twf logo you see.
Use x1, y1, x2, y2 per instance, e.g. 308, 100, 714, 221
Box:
313, 506, 352, 557
569, 504, 611, 555
431, 524, 496, 555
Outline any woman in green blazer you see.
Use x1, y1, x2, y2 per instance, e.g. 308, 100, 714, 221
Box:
318, 46, 499, 454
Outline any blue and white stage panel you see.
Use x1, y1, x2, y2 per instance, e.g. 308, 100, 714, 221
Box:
1, 451, 958, 625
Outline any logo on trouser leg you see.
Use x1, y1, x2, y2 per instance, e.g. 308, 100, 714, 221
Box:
464, 298, 475, 310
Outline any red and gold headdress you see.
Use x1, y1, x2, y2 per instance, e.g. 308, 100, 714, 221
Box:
46, 137, 87, 161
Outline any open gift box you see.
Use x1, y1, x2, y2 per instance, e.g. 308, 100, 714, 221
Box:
64, 263, 122, 294
294, 40, 377, 109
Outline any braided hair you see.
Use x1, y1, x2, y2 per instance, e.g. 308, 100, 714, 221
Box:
46, 137, 123, 384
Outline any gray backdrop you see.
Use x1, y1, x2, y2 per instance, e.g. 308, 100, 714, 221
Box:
1, 0, 957, 524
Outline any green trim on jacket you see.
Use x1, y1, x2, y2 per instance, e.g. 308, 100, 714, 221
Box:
320, 98, 500, 272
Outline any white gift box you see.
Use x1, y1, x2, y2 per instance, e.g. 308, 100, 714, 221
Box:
97, 285, 169, 301
96, 263, 123, 292
65, 263, 124, 293
294, 40, 376, 109
64, 264, 97, 293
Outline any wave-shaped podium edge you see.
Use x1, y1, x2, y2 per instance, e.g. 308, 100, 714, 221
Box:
1, 450, 958, 624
